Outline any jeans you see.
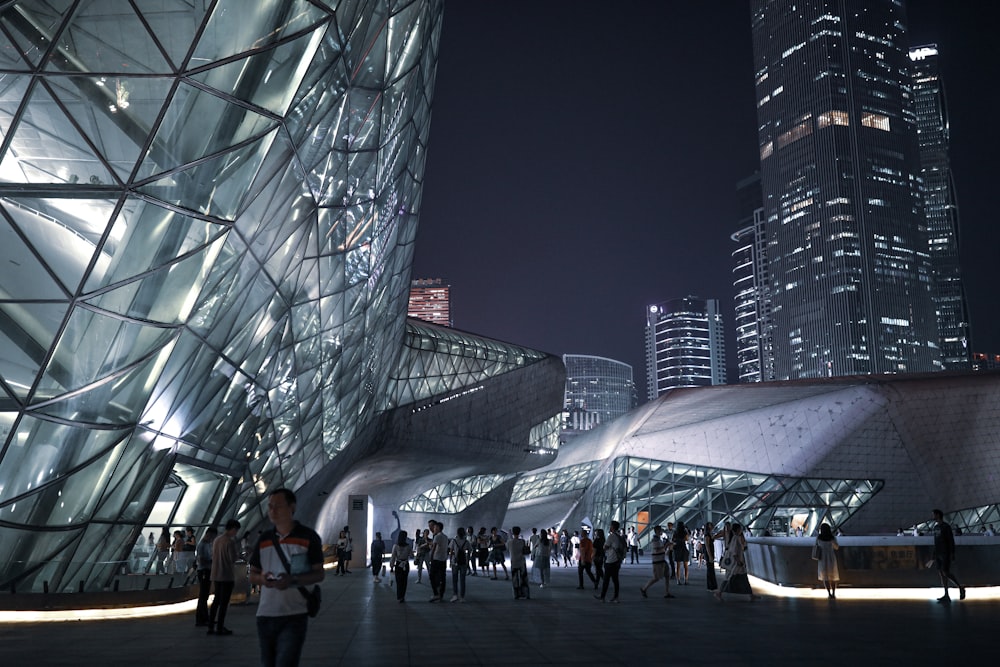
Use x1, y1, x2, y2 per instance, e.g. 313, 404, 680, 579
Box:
209, 580, 234, 629
257, 613, 309, 667
429, 559, 447, 598
599, 560, 621, 600
578, 561, 596, 587
451, 563, 466, 598
196, 569, 212, 624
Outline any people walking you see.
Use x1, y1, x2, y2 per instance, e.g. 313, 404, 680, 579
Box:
673, 520, 690, 584
592, 528, 606, 590
715, 522, 757, 602
595, 521, 625, 602
814, 522, 840, 599
488, 527, 509, 580
507, 526, 529, 599
390, 531, 412, 602
428, 520, 449, 602
932, 508, 966, 603
195, 526, 217, 627
703, 521, 718, 592
208, 519, 241, 636
577, 529, 597, 589
248, 488, 325, 667
371, 532, 386, 583
533, 530, 552, 586
639, 525, 673, 599
449, 527, 471, 602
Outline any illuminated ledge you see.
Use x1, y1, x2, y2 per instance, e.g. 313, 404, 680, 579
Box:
0, 598, 197, 623
748, 576, 1000, 601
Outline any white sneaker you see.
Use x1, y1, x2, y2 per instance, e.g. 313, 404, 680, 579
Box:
449, 595, 459, 602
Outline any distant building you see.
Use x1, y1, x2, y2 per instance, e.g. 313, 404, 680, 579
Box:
562, 354, 637, 431
972, 353, 1000, 372
751, 0, 941, 378
645, 297, 726, 400
731, 174, 775, 383
910, 45, 972, 370
408, 278, 452, 327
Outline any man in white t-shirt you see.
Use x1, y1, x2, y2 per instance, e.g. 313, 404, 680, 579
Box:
427, 520, 449, 602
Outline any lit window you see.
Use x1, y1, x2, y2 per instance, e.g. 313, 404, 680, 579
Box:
861, 112, 890, 131
817, 110, 849, 128
760, 141, 773, 160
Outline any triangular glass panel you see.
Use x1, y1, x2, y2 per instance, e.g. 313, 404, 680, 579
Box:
0, 83, 118, 185
0, 76, 31, 155
132, 0, 210, 70
84, 197, 229, 292
189, 29, 324, 117
43, 1, 172, 74
33, 342, 174, 425
0, 207, 68, 298
3, 196, 115, 293
44, 75, 174, 182
137, 128, 280, 220
136, 83, 275, 177
84, 241, 224, 323
0, 22, 33, 71
1, 1, 75, 68
189, 0, 330, 65
0, 301, 67, 401
35, 307, 177, 399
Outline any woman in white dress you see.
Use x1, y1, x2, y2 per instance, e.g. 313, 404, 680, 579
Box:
814, 522, 840, 599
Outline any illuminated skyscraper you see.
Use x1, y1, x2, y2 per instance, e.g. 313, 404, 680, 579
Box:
562, 354, 636, 430
731, 174, 775, 383
751, 0, 941, 379
645, 297, 726, 400
909, 45, 971, 370
408, 278, 452, 327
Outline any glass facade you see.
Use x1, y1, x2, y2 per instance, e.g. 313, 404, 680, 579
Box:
909, 45, 971, 370
590, 457, 882, 542
0, 0, 444, 592
562, 354, 636, 429
731, 174, 775, 383
407, 278, 452, 327
751, 0, 941, 379
645, 297, 726, 400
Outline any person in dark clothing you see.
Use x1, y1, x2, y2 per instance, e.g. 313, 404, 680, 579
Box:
195, 527, 217, 627
932, 508, 965, 603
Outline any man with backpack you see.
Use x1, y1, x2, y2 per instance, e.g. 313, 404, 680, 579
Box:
448, 527, 471, 602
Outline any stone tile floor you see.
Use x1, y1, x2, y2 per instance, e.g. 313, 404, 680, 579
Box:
0, 561, 993, 666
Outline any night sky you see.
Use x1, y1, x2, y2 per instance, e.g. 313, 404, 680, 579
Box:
411, 1, 999, 395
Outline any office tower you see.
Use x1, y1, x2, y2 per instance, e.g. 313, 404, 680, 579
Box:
751, 0, 941, 379
910, 45, 972, 370
562, 354, 637, 430
645, 297, 726, 400
408, 278, 453, 326
731, 174, 775, 383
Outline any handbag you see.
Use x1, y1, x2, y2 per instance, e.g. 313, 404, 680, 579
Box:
271, 531, 322, 618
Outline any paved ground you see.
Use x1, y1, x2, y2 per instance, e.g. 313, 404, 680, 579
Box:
0, 561, 992, 666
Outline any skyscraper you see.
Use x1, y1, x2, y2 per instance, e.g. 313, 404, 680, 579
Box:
408, 278, 453, 327
562, 354, 637, 430
909, 45, 972, 370
645, 297, 726, 400
731, 174, 775, 383
751, 0, 941, 379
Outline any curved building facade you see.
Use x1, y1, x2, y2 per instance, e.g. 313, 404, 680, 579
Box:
0, 1, 483, 593
562, 354, 637, 429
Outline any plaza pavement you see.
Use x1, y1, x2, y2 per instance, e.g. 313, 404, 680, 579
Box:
0, 559, 992, 666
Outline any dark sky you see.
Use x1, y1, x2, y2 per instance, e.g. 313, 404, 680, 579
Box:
412, 1, 1000, 395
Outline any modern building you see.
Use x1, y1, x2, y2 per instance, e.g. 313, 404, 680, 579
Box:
505, 372, 1000, 542
910, 45, 972, 370
408, 278, 453, 327
751, 0, 941, 379
0, 1, 566, 594
731, 174, 775, 383
562, 354, 637, 431
645, 297, 727, 400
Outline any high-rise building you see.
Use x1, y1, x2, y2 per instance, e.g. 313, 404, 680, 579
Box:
751, 0, 941, 379
562, 354, 637, 431
645, 297, 726, 400
731, 174, 775, 383
910, 45, 972, 370
408, 278, 453, 327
